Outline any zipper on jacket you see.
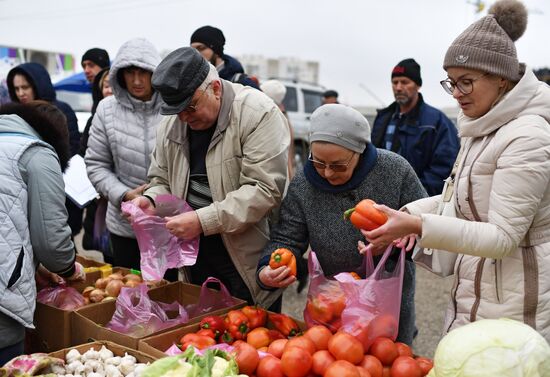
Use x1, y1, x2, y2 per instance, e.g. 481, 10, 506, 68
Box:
469, 257, 486, 322
446, 254, 464, 333
494, 259, 503, 304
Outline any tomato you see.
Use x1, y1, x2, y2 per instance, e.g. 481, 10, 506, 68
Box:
324, 360, 361, 377
382, 366, 391, 377
368, 338, 398, 366
257, 356, 283, 377
359, 355, 383, 377
311, 350, 335, 376
247, 327, 271, 349
366, 315, 398, 343
281, 347, 313, 377
306, 297, 334, 323
285, 335, 317, 355
258, 346, 268, 352
328, 332, 364, 364
356, 366, 373, 377
415, 357, 434, 376
304, 325, 333, 351
267, 338, 288, 358
394, 342, 413, 358
390, 356, 422, 377
233, 340, 260, 376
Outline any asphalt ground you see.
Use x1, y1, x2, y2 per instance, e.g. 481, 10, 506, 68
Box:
76, 233, 452, 358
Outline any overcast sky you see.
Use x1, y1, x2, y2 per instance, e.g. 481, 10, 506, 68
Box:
1, 0, 549, 109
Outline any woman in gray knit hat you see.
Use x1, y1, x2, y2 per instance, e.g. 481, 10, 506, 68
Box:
256, 103, 427, 345
363, 0, 550, 343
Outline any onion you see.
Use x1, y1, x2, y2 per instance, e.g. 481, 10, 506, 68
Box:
95, 278, 110, 289
82, 286, 95, 298
101, 296, 116, 302
83, 297, 91, 305
105, 279, 124, 297
108, 273, 124, 281
124, 274, 142, 283
89, 289, 105, 303
125, 280, 140, 288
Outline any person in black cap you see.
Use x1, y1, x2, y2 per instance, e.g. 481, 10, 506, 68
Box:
322, 89, 339, 104
371, 58, 459, 196
81, 48, 110, 83
190, 25, 259, 89
129, 47, 290, 311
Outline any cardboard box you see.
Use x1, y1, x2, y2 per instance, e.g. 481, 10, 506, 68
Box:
71, 281, 246, 350
30, 267, 132, 353
49, 340, 158, 364
76, 255, 112, 282
139, 311, 307, 359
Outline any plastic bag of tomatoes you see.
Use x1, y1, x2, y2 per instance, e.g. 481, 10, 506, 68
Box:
303, 251, 347, 333
333, 245, 405, 351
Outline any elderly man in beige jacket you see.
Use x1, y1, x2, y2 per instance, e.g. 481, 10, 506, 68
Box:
132, 47, 289, 310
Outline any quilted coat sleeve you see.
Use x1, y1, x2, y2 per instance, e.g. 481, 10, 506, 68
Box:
420, 118, 550, 259
196, 105, 289, 235
145, 117, 173, 199
85, 101, 131, 208
22, 147, 76, 276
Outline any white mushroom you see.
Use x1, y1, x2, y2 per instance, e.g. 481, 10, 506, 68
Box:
99, 345, 114, 361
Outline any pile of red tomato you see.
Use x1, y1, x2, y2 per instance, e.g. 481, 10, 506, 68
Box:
249, 325, 433, 377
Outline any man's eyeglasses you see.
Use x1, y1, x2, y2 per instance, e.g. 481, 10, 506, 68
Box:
308, 152, 356, 172
182, 82, 212, 113
440, 72, 489, 95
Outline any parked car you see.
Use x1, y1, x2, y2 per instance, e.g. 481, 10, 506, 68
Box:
278, 80, 325, 170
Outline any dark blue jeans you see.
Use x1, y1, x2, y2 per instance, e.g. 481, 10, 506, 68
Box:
0, 340, 24, 366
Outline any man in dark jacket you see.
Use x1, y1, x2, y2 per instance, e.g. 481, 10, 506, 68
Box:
371, 59, 459, 196
190, 25, 259, 89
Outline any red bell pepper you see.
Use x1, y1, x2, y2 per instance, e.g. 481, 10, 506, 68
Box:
199, 315, 226, 340
196, 328, 217, 340
179, 333, 216, 351
220, 330, 234, 344
268, 312, 300, 337
241, 305, 268, 329
268, 329, 285, 341
224, 310, 250, 341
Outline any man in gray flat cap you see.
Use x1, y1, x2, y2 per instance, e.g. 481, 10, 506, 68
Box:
132, 47, 290, 310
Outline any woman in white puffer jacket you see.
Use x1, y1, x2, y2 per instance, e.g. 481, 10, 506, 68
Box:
85, 38, 163, 270
361, 0, 550, 343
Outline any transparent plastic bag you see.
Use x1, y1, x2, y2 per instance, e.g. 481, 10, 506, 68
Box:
106, 284, 189, 338
186, 277, 240, 319
36, 285, 85, 311
303, 251, 347, 333
334, 245, 404, 351
121, 194, 199, 280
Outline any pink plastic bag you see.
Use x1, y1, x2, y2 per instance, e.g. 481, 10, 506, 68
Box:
303, 251, 347, 332
334, 245, 404, 351
121, 194, 199, 281
36, 285, 85, 311
186, 277, 240, 318
106, 284, 189, 337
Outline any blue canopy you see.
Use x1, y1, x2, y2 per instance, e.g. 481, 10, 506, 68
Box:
54, 72, 91, 93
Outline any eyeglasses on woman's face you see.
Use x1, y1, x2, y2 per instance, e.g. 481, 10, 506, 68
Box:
440, 72, 489, 95
308, 152, 356, 172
